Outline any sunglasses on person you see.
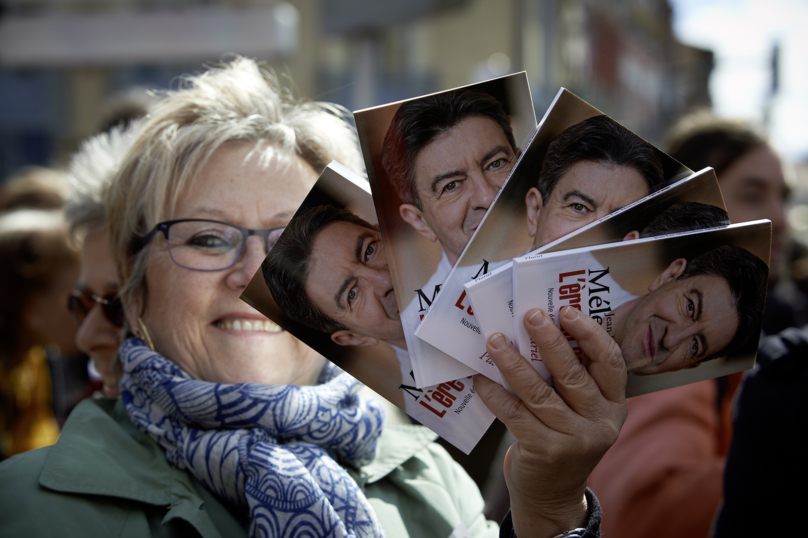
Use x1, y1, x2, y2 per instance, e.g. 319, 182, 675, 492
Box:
67, 289, 125, 328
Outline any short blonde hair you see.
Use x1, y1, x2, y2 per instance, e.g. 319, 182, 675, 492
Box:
65, 123, 139, 243
106, 57, 365, 318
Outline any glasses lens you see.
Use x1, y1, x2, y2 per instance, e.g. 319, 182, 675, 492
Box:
166, 221, 243, 271
266, 227, 286, 252
102, 294, 125, 327
67, 293, 89, 324
69, 291, 124, 327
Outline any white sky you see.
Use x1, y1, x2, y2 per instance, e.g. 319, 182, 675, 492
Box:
670, 0, 808, 162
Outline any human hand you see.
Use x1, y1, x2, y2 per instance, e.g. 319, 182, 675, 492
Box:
475, 306, 627, 538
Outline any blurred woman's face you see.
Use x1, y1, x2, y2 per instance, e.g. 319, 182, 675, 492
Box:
75, 227, 121, 397
139, 142, 324, 385
719, 144, 789, 280
26, 263, 79, 357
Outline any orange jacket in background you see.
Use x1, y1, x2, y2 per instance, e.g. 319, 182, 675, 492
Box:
587, 374, 741, 538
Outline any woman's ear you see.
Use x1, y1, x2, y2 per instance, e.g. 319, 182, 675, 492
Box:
399, 204, 437, 243
648, 258, 687, 292
525, 187, 543, 239
330, 330, 380, 348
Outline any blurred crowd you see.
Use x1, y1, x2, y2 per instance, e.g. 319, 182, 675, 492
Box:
0, 59, 806, 537
0, 98, 150, 461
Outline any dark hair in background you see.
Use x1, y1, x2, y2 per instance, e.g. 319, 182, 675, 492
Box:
262, 205, 374, 335
0, 212, 79, 362
640, 202, 730, 238
381, 89, 517, 208
665, 113, 767, 177
0, 167, 69, 212
537, 115, 665, 204
96, 88, 160, 134
678, 244, 768, 364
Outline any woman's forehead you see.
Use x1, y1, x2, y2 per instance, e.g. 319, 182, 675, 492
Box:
169, 144, 316, 224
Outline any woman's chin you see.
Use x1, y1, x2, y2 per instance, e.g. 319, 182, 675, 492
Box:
201, 327, 322, 383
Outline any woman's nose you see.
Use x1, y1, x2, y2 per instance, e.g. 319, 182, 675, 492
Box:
227, 236, 267, 289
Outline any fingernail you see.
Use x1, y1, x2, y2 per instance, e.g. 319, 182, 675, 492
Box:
563, 306, 579, 320
489, 333, 507, 350
528, 309, 546, 327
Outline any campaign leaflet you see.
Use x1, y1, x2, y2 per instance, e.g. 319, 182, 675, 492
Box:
464, 167, 728, 383
415, 88, 692, 385
510, 220, 771, 397
354, 73, 536, 388
240, 162, 494, 454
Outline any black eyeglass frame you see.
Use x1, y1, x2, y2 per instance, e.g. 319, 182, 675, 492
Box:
68, 290, 125, 328
131, 218, 285, 272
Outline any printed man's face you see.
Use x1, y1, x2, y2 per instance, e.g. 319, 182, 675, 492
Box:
305, 220, 404, 344
400, 116, 516, 266
615, 273, 739, 375
528, 161, 649, 250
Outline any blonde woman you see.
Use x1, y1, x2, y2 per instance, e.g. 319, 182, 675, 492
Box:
0, 58, 626, 538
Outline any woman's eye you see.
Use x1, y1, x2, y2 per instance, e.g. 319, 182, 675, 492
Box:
347, 287, 357, 304
189, 234, 230, 248
736, 190, 765, 205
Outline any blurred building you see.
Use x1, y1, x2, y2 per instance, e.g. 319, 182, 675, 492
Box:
1, 0, 711, 180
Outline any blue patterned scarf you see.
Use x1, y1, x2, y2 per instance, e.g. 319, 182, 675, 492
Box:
119, 338, 386, 538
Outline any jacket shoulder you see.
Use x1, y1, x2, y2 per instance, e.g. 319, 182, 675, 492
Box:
363, 424, 498, 538
0, 399, 212, 538
0, 446, 152, 537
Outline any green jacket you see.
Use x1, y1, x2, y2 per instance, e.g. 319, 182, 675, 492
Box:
0, 398, 499, 538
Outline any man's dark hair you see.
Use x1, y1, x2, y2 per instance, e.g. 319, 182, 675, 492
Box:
262, 205, 374, 335
640, 203, 730, 238
381, 89, 516, 208
678, 244, 768, 363
538, 115, 664, 204
666, 113, 766, 176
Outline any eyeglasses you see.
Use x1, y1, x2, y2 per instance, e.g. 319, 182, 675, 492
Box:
68, 290, 124, 327
132, 218, 285, 272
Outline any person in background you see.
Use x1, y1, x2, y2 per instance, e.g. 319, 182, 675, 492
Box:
667, 112, 798, 334
710, 322, 808, 536
0, 58, 627, 538
1, 167, 98, 426
64, 125, 138, 397
588, 112, 790, 538
0, 166, 70, 212
0, 208, 79, 461
95, 87, 160, 134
